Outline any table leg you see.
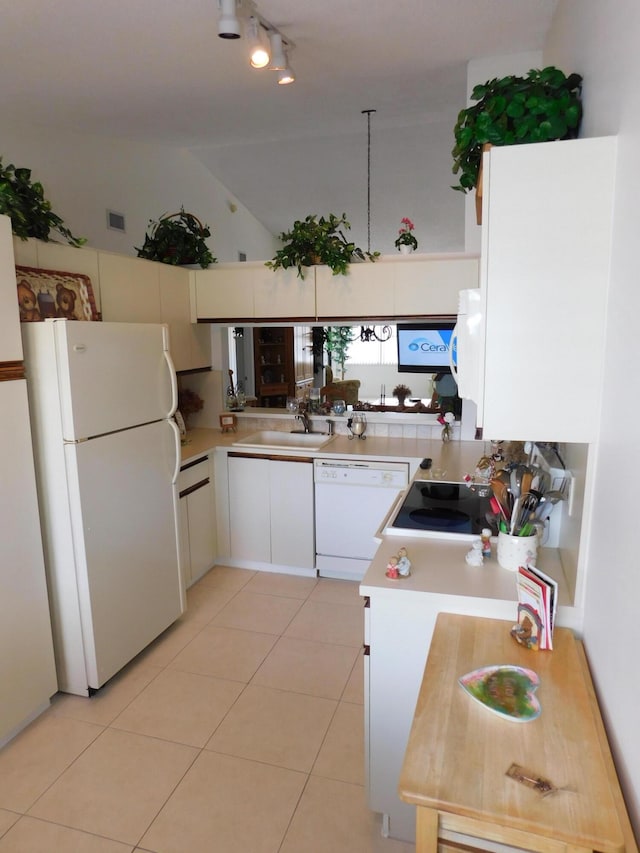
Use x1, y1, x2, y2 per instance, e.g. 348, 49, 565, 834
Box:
416, 807, 439, 852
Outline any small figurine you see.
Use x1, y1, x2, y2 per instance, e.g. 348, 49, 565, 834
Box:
385, 556, 399, 579
397, 546, 411, 577
465, 540, 484, 566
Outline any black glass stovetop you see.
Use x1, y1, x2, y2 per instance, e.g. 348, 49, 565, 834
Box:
391, 481, 495, 536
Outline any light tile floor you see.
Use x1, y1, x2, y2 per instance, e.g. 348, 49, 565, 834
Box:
0, 566, 414, 852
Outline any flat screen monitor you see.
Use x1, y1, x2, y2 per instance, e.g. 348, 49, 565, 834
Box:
396, 322, 455, 373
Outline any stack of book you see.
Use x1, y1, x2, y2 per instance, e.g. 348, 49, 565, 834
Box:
512, 565, 558, 651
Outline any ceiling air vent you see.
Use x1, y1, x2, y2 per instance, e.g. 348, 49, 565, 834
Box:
106, 210, 126, 232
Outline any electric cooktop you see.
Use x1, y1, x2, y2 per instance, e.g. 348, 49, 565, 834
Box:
389, 481, 496, 539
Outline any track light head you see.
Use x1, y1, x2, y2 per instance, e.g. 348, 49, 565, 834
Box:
277, 60, 295, 85
247, 16, 270, 68
268, 32, 287, 71
218, 0, 241, 39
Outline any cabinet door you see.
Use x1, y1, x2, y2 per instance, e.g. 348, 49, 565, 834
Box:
98, 252, 161, 322
253, 327, 294, 407
481, 138, 616, 442
194, 267, 254, 319
315, 263, 394, 319
186, 480, 216, 582
36, 242, 103, 316
159, 265, 193, 371
393, 256, 479, 317
293, 326, 314, 387
178, 497, 191, 588
368, 594, 438, 842
270, 459, 314, 568
253, 265, 316, 319
1, 217, 23, 362
159, 265, 211, 372
228, 455, 271, 562
0, 380, 57, 740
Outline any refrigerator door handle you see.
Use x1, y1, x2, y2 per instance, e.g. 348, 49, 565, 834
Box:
163, 349, 178, 417
167, 418, 181, 485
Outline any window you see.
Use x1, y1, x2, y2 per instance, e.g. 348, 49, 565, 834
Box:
346, 325, 397, 366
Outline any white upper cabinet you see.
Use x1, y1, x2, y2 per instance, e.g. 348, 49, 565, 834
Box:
393, 255, 479, 317
315, 261, 393, 319
194, 262, 315, 320
2, 218, 23, 362
479, 137, 616, 442
253, 265, 316, 318
194, 265, 255, 319
158, 265, 211, 371
34, 242, 102, 315
194, 256, 480, 322
98, 252, 162, 323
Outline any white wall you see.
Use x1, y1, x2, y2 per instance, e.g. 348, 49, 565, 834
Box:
1, 122, 278, 261
546, 0, 640, 833
192, 113, 466, 258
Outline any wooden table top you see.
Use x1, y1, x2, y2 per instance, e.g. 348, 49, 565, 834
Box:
398, 613, 631, 852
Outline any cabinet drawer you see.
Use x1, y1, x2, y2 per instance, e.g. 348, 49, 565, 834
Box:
179, 456, 209, 492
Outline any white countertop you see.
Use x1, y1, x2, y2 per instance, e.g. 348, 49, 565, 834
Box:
360, 532, 574, 625
182, 426, 485, 478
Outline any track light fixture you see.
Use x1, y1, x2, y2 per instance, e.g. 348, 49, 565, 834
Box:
246, 16, 270, 68
268, 33, 286, 71
216, 0, 295, 84
277, 55, 295, 85
217, 0, 241, 39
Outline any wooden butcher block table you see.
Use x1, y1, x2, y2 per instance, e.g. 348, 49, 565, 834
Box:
399, 613, 638, 853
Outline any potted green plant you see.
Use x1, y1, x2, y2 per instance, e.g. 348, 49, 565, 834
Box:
392, 383, 412, 407
0, 157, 86, 246
451, 66, 583, 207
136, 207, 216, 268
266, 213, 379, 280
394, 217, 418, 254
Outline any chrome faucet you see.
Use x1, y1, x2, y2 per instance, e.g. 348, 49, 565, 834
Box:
295, 411, 311, 433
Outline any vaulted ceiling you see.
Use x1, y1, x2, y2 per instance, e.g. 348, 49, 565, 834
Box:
2, 0, 558, 238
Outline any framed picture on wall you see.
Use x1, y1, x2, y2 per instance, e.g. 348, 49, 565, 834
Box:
16, 265, 100, 322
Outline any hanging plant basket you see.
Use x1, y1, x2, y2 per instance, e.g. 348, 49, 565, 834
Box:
266, 213, 379, 280
136, 208, 216, 268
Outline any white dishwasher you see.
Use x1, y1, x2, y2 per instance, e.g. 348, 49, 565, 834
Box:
314, 459, 409, 580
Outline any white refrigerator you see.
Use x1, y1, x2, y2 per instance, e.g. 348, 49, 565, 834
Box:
22, 319, 185, 696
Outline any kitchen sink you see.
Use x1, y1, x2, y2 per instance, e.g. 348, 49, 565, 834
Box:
232, 430, 335, 451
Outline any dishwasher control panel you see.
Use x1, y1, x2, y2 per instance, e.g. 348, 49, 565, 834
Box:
313, 459, 409, 488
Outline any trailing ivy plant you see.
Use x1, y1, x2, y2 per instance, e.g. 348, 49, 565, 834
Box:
0, 157, 86, 246
451, 66, 583, 193
266, 213, 379, 280
136, 208, 216, 268
324, 325, 355, 379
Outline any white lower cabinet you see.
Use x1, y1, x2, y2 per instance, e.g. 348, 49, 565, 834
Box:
365, 592, 438, 843
228, 454, 315, 571
178, 455, 216, 588
1, 380, 57, 745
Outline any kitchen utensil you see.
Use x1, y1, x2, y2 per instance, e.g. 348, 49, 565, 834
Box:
520, 470, 533, 497
490, 479, 510, 519
510, 468, 521, 499
510, 496, 521, 534
494, 469, 511, 486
